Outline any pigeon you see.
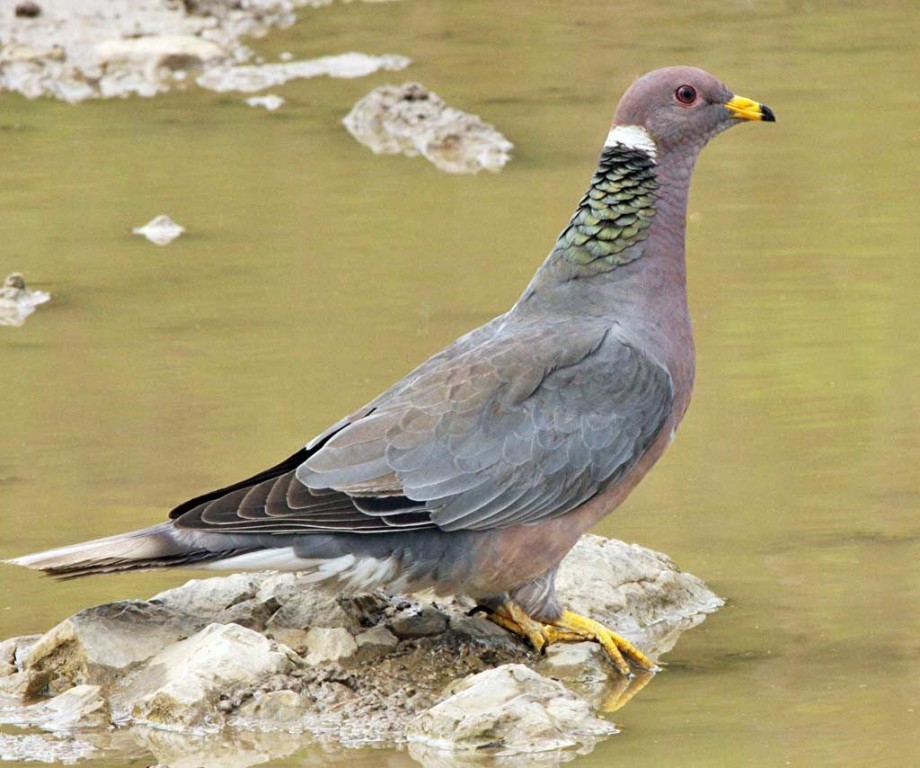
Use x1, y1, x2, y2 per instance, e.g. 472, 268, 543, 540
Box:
8, 67, 774, 675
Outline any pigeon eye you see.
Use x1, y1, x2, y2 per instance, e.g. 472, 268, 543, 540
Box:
675, 85, 698, 105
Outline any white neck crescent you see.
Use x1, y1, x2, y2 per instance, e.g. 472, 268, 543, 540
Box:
604, 125, 657, 160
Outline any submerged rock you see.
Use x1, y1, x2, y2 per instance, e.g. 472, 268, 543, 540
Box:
0, 0, 409, 103
133, 214, 185, 245
343, 82, 514, 174
0, 535, 721, 761
0, 272, 51, 327
246, 93, 285, 111
198, 52, 410, 93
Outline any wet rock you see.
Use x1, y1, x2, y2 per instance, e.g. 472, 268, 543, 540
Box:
133, 214, 185, 245
246, 93, 284, 111
0, 272, 50, 327
537, 642, 610, 686
197, 52, 410, 93
406, 664, 616, 755
22, 600, 205, 696
343, 82, 514, 174
121, 622, 300, 731
388, 604, 448, 638
304, 627, 357, 665
0, 684, 108, 731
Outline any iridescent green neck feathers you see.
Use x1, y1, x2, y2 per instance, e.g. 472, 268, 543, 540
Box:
551, 142, 658, 275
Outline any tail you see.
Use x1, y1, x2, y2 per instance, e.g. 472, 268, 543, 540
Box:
5, 523, 251, 580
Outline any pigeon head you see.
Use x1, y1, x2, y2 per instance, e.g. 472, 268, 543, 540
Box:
611, 66, 775, 159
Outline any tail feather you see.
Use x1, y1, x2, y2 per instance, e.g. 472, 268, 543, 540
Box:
5, 523, 250, 580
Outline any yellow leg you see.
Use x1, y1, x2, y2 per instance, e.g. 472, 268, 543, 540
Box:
484, 602, 657, 677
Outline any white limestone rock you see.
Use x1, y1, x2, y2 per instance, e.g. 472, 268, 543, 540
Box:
0, 273, 50, 327
407, 664, 616, 755
133, 214, 185, 245
304, 627, 357, 665
0, 684, 108, 731
354, 625, 398, 649
121, 622, 300, 731
555, 534, 724, 660
245, 93, 284, 111
537, 642, 610, 685
343, 82, 514, 174
197, 52, 410, 93
22, 600, 205, 695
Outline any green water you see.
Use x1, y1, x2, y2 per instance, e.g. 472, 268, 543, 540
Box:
1, 1, 917, 766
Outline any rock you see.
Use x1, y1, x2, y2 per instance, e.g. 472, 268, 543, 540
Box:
245, 94, 285, 111
197, 52, 410, 93
257, 573, 388, 634
93, 35, 226, 95
149, 572, 271, 628
555, 535, 724, 659
0, 273, 50, 327
22, 600, 205, 696
132, 214, 185, 245
537, 642, 610, 685
233, 689, 308, 729
0, 684, 108, 731
0, 634, 40, 677
406, 664, 616, 755
304, 627, 357, 665
0, 0, 410, 103
0, 534, 722, 754
121, 622, 300, 731
388, 605, 448, 638
354, 625, 398, 650
343, 82, 514, 174
0, 671, 33, 698
448, 614, 518, 648
264, 627, 311, 654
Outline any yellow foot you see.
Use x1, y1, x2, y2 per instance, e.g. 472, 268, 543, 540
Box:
484, 602, 657, 677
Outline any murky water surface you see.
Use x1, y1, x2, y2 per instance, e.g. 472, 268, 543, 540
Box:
1, 1, 917, 766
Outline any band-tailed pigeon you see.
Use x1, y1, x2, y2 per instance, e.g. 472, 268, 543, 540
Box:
8, 67, 774, 675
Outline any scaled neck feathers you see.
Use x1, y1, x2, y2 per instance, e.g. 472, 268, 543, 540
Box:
548, 128, 659, 277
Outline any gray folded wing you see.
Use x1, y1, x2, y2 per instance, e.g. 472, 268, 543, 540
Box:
299, 321, 673, 531
173, 320, 673, 534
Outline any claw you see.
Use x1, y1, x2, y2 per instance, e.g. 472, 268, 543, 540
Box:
481, 601, 657, 677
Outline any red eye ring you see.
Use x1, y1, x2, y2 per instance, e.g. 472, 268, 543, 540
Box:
675, 84, 697, 105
